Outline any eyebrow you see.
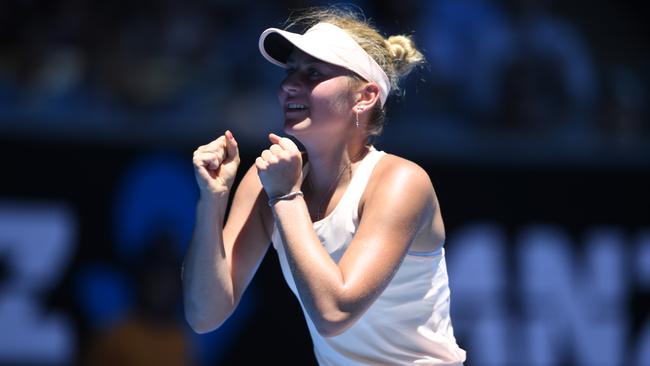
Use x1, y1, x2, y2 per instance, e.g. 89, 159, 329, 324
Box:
286, 56, 324, 67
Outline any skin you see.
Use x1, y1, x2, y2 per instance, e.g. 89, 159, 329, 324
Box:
183, 49, 446, 336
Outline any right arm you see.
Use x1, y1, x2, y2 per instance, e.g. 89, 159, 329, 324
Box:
183, 131, 272, 333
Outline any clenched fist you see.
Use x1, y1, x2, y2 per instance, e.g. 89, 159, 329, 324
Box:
256, 133, 303, 198
192, 130, 240, 198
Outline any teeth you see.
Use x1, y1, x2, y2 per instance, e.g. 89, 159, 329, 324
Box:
287, 103, 307, 110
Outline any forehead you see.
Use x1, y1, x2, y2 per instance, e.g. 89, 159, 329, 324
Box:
286, 48, 359, 78
286, 48, 326, 66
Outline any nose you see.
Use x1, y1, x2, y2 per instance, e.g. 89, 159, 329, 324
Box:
280, 71, 301, 95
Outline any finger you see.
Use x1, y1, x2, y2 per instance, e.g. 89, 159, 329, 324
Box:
261, 149, 277, 163
279, 150, 292, 161
195, 165, 214, 182
255, 157, 268, 171
224, 130, 239, 162
269, 144, 283, 155
196, 144, 225, 158
192, 157, 221, 172
272, 134, 300, 153
193, 151, 216, 163
269, 133, 282, 144
199, 136, 226, 152
193, 151, 222, 169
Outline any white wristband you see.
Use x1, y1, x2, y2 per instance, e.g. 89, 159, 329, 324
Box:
268, 191, 304, 206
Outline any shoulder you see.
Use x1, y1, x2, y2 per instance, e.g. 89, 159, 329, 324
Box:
371, 153, 434, 195
361, 152, 436, 214
358, 152, 438, 236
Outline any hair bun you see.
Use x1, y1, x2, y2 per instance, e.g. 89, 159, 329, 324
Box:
385, 35, 424, 78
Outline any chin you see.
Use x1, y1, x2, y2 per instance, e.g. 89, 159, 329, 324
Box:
283, 118, 310, 135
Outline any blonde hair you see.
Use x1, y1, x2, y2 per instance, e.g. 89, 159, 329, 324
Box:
284, 5, 425, 137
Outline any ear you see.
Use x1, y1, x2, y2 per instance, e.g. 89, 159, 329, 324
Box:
353, 83, 381, 113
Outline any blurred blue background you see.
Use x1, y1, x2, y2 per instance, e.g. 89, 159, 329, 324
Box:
0, 0, 648, 365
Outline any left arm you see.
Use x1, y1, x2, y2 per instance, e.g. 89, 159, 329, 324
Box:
257, 135, 435, 337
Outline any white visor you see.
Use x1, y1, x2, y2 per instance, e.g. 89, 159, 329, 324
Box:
259, 22, 391, 106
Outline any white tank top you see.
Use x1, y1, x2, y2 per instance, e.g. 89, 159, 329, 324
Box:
271, 148, 467, 365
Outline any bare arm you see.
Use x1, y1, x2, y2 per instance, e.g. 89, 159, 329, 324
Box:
255, 135, 436, 337
183, 132, 271, 333
272, 158, 434, 336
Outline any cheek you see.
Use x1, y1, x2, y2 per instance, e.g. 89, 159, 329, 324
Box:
310, 82, 353, 116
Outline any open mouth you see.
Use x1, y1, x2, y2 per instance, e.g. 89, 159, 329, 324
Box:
286, 103, 309, 112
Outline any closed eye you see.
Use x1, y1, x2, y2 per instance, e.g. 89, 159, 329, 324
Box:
285, 66, 323, 78
308, 67, 323, 78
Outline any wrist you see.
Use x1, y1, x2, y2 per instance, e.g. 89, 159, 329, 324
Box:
197, 194, 228, 215
199, 185, 230, 200
265, 184, 302, 198
268, 190, 304, 206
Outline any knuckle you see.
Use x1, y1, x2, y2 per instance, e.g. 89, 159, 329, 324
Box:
255, 158, 266, 169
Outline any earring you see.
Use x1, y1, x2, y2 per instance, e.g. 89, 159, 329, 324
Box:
355, 108, 362, 128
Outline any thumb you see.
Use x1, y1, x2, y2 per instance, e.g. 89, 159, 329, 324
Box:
270, 133, 299, 152
225, 130, 240, 162
269, 133, 281, 144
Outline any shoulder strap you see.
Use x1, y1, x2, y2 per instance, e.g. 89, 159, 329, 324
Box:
335, 148, 385, 223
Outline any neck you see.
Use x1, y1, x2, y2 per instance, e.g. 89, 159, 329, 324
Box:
303, 138, 369, 192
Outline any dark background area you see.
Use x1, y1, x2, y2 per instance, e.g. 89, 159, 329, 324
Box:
1, 1, 649, 365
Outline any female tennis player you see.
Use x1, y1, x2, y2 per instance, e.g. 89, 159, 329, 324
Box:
183, 7, 466, 365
